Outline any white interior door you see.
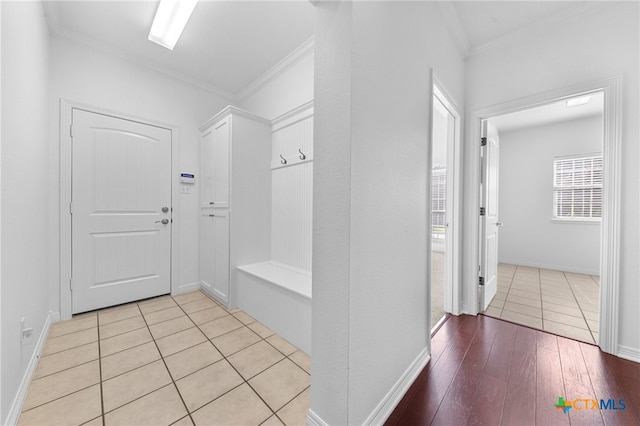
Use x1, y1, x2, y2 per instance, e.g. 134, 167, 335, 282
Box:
480, 121, 500, 311
72, 109, 172, 313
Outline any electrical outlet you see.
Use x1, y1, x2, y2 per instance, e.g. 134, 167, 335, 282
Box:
22, 328, 34, 345
20, 317, 34, 345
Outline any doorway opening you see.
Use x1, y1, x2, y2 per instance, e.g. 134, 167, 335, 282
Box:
430, 81, 461, 333
477, 88, 611, 346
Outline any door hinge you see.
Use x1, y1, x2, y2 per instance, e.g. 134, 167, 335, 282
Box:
69, 201, 73, 215
480, 207, 486, 216
69, 278, 73, 291
481, 137, 487, 146
70, 125, 74, 138
479, 276, 485, 286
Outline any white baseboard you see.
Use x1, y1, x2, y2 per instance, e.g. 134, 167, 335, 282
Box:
306, 409, 328, 426
363, 346, 431, 425
172, 281, 201, 296
498, 258, 599, 276
617, 345, 640, 363
51, 311, 61, 323
5, 312, 52, 426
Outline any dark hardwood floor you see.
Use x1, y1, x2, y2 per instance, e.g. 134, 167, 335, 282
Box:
386, 314, 640, 426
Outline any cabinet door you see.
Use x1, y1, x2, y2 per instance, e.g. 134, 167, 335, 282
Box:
200, 210, 230, 303
212, 210, 230, 302
201, 130, 215, 208
212, 118, 230, 208
200, 210, 215, 290
200, 118, 230, 208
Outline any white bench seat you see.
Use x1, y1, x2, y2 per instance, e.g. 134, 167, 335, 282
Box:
237, 262, 311, 299
236, 261, 311, 355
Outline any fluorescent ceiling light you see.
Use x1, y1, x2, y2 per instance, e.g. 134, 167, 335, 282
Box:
566, 96, 591, 108
148, 0, 198, 50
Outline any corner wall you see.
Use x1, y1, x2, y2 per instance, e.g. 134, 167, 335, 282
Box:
464, 1, 640, 354
498, 116, 602, 275
312, 1, 465, 424
1, 2, 51, 422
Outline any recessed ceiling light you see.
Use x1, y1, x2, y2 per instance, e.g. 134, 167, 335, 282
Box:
148, 0, 199, 50
566, 96, 591, 108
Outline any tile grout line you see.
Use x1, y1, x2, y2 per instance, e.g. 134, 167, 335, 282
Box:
177, 292, 310, 423
172, 295, 283, 422
538, 267, 544, 330
134, 302, 197, 426
563, 271, 598, 344
96, 312, 106, 426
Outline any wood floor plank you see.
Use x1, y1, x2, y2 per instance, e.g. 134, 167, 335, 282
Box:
387, 315, 640, 426
465, 316, 517, 425
556, 337, 605, 425
431, 316, 498, 425
501, 327, 537, 426
535, 331, 570, 425
385, 314, 467, 426
580, 343, 640, 425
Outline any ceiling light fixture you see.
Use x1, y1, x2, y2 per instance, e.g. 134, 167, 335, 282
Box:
148, 0, 199, 50
566, 96, 591, 108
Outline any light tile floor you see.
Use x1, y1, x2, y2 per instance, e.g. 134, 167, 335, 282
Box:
484, 264, 600, 344
431, 251, 446, 329
18, 291, 310, 426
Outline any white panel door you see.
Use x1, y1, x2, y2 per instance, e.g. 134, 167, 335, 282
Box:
480, 121, 500, 311
72, 109, 172, 313
200, 210, 230, 303
201, 118, 230, 208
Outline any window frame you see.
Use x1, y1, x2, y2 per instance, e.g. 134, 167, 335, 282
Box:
552, 153, 603, 223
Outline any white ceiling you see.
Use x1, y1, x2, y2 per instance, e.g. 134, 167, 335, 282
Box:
490, 92, 604, 134
44, 1, 315, 99
43, 1, 599, 100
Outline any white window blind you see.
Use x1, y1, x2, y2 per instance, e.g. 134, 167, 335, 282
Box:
553, 154, 602, 220
432, 166, 446, 239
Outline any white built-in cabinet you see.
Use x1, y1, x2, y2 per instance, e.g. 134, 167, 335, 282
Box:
199, 106, 271, 306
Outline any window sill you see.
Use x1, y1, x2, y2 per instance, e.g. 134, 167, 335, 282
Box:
551, 218, 601, 225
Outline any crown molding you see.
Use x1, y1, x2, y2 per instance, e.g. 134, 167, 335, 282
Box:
237, 36, 315, 101
435, 1, 470, 60
42, 5, 237, 101
469, 1, 607, 58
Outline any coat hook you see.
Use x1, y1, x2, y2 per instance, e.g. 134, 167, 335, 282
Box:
280, 154, 287, 165
298, 149, 306, 160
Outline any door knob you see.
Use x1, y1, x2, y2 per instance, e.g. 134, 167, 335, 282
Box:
162, 207, 169, 213
496, 221, 503, 227
155, 219, 169, 225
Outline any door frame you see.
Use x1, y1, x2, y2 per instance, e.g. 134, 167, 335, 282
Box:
465, 76, 622, 355
59, 100, 180, 320
432, 75, 463, 317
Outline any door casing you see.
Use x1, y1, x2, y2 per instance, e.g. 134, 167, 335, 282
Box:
465, 77, 622, 355
432, 76, 463, 319
59, 100, 181, 320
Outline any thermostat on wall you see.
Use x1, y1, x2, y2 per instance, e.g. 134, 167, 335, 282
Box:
180, 173, 195, 184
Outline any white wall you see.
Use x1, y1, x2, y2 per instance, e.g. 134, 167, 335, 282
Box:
238, 46, 314, 120
49, 38, 231, 316
464, 2, 639, 352
1, 2, 51, 422
312, 1, 465, 424
497, 116, 602, 275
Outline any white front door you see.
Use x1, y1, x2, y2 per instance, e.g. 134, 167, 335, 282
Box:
72, 109, 172, 313
480, 121, 500, 311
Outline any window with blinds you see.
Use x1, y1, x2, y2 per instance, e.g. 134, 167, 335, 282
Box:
432, 166, 446, 238
553, 154, 602, 221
